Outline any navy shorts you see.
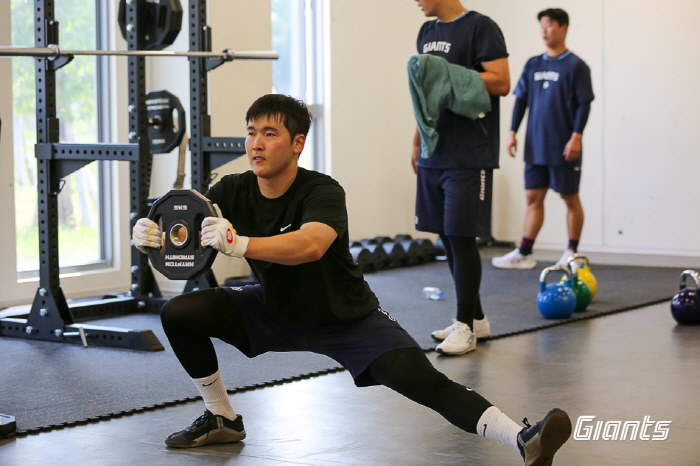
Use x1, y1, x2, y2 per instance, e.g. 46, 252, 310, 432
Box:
415, 167, 493, 237
222, 285, 420, 387
525, 163, 581, 195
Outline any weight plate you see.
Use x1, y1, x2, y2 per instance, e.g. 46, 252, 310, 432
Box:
146, 89, 186, 154
118, 0, 183, 51
146, 190, 218, 280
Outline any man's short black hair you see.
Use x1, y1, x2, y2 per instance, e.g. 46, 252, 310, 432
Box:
245, 94, 312, 139
538, 8, 569, 27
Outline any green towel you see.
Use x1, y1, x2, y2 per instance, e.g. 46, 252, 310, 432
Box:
408, 54, 491, 159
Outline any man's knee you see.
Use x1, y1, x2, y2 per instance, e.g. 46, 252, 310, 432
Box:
560, 193, 581, 209
526, 189, 547, 207
160, 295, 195, 329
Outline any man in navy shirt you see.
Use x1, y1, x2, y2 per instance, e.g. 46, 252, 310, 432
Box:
493, 8, 594, 270
412, 0, 510, 356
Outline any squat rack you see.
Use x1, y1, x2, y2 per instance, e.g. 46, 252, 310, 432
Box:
0, 0, 275, 351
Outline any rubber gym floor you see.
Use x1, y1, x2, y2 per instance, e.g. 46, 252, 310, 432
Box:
1, 253, 698, 466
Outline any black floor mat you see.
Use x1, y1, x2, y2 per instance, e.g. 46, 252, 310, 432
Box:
0, 258, 685, 434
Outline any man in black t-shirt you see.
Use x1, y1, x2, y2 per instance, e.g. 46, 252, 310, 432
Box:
132, 94, 571, 464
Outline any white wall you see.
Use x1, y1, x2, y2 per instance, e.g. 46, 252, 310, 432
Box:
326, 1, 427, 242
3, 0, 700, 307
329, 0, 700, 266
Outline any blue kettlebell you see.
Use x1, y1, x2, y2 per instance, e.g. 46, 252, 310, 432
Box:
537, 265, 576, 319
671, 270, 700, 325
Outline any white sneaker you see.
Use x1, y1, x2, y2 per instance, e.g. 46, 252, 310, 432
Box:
472, 316, 491, 339
432, 317, 491, 341
491, 249, 537, 270
436, 321, 476, 355
555, 249, 576, 267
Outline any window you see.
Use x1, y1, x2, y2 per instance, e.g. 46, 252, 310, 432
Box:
271, 0, 326, 172
11, 0, 112, 278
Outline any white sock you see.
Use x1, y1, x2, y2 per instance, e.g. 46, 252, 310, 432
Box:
476, 406, 523, 452
192, 369, 237, 420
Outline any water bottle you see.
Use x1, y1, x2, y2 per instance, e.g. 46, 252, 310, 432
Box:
422, 287, 444, 300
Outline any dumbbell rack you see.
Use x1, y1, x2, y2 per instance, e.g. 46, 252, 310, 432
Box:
0, 0, 247, 351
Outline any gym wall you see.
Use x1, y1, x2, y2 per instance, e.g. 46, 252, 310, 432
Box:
471, 0, 700, 264
327, 0, 700, 267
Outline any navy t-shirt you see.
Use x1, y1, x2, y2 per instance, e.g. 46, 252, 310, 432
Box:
206, 168, 379, 328
513, 51, 594, 166
416, 10, 508, 169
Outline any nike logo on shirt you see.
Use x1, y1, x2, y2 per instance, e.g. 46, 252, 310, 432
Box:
280, 224, 292, 232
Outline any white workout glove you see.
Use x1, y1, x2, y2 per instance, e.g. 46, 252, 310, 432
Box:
201, 204, 249, 258
132, 217, 163, 254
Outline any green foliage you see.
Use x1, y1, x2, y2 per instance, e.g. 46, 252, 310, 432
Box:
12, 0, 102, 272
11, 0, 98, 125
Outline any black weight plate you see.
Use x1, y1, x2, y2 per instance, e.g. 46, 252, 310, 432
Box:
118, 0, 183, 51
146, 90, 186, 154
146, 190, 218, 280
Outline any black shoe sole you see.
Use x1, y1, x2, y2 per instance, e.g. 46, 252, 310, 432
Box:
524, 409, 572, 466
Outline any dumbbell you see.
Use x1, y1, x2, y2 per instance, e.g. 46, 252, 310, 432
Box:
396, 239, 423, 266
350, 246, 375, 273
414, 238, 436, 262
365, 243, 389, 271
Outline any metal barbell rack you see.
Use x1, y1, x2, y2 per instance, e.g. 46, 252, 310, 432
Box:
0, 0, 273, 351
0, 45, 279, 61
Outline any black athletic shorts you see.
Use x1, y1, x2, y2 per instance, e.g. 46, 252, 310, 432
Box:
222, 285, 420, 387
415, 167, 493, 237
525, 163, 581, 194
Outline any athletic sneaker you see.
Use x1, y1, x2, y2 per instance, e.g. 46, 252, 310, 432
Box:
431, 317, 491, 341
555, 249, 576, 267
492, 249, 537, 270
165, 410, 246, 448
517, 408, 572, 466
435, 321, 476, 355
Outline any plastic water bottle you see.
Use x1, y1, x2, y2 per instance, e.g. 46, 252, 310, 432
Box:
422, 287, 444, 300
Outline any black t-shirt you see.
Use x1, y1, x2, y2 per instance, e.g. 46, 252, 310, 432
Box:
416, 10, 509, 169
206, 167, 379, 327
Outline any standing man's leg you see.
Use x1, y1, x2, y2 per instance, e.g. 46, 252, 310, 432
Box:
522, 188, 548, 245
432, 235, 490, 351
492, 188, 547, 269
556, 192, 584, 265
492, 164, 551, 270
430, 169, 493, 355
555, 165, 584, 266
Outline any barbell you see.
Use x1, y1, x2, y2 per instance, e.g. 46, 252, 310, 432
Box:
0, 45, 279, 61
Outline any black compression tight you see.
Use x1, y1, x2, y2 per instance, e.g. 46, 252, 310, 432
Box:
161, 291, 492, 434
160, 288, 250, 379
439, 235, 485, 329
368, 347, 492, 434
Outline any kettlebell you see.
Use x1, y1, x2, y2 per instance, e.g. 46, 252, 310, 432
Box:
671, 269, 700, 325
567, 261, 592, 312
537, 265, 577, 319
568, 254, 597, 299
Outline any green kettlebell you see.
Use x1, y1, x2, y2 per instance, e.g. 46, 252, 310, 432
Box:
567, 254, 597, 299
568, 261, 592, 312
